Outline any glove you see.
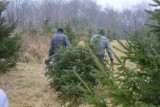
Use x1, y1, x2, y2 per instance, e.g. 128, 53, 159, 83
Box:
110, 60, 114, 72
111, 60, 114, 66
110, 58, 114, 65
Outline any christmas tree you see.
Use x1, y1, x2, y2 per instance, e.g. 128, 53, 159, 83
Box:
0, 1, 20, 73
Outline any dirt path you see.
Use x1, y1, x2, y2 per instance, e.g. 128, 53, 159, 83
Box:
0, 63, 64, 107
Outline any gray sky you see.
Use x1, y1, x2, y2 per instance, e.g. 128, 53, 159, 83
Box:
95, 0, 152, 9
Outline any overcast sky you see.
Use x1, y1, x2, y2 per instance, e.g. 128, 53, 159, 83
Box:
95, 0, 152, 9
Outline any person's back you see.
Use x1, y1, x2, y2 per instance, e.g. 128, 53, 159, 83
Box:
90, 29, 114, 65
49, 28, 71, 57
0, 89, 9, 107
90, 34, 106, 58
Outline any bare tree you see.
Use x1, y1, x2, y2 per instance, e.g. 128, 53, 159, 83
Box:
4, 0, 151, 36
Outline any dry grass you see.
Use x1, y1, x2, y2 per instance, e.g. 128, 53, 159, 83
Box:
0, 63, 59, 107
0, 63, 92, 107
18, 27, 51, 64
110, 40, 137, 70
19, 35, 50, 63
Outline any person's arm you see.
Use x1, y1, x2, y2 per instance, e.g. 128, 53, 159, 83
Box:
90, 35, 96, 44
105, 39, 113, 62
0, 89, 9, 107
49, 37, 54, 57
64, 36, 71, 47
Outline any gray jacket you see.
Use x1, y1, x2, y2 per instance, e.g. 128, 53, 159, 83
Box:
90, 34, 113, 61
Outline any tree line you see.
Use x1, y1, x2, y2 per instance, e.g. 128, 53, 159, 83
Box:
5, 0, 151, 37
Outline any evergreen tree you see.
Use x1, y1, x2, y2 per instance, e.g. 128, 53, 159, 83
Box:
64, 23, 75, 45
45, 47, 98, 106
73, 0, 160, 107
112, 0, 160, 106
0, 1, 20, 73
45, 0, 160, 106
42, 19, 52, 34
106, 29, 119, 40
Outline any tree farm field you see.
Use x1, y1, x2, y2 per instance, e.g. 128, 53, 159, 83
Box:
0, 36, 132, 107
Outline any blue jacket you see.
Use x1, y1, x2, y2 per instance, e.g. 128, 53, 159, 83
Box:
49, 32, 71, 57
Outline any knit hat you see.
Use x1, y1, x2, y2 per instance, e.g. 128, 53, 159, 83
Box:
57, 28, 63, 33
99, 29, 105, 35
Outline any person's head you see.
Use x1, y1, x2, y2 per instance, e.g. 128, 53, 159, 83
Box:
98, 29, 105, 35
57, 28, 64, 33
